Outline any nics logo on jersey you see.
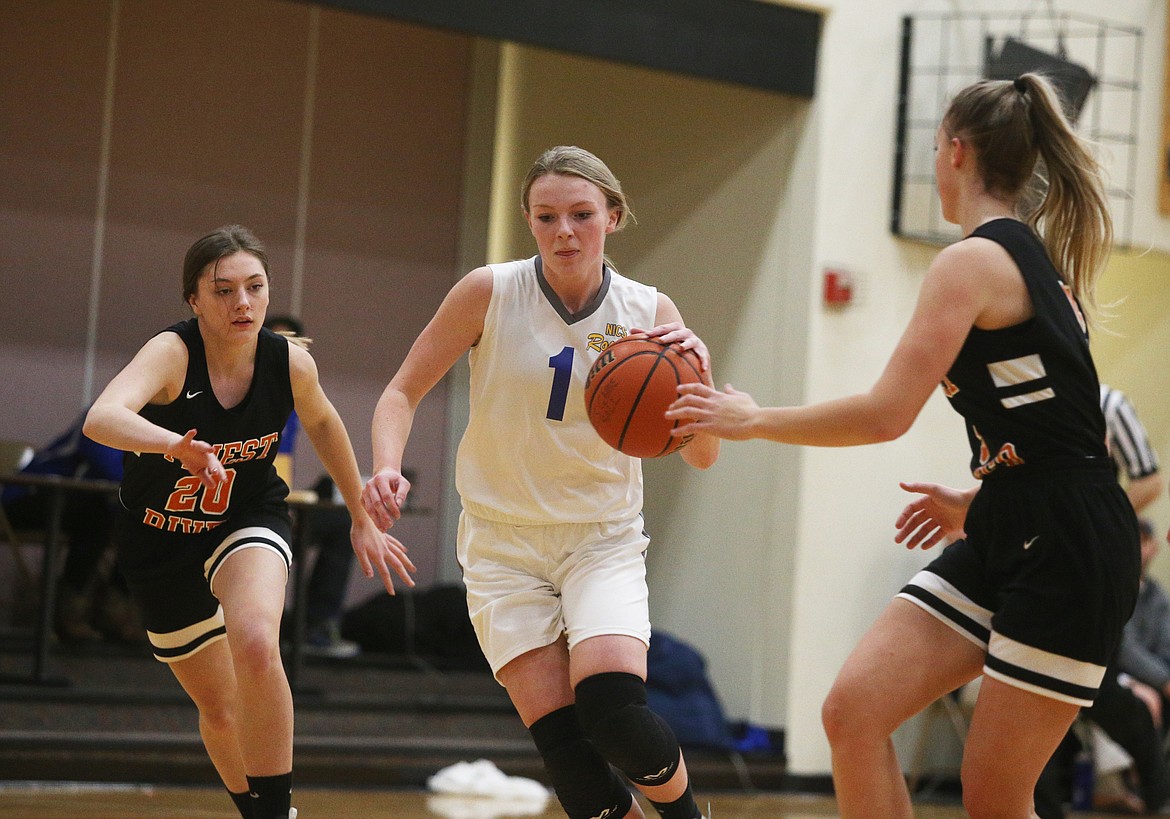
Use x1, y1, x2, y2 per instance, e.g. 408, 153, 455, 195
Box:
587, 323, 630, 353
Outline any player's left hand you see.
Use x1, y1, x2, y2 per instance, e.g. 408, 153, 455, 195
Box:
350, 514, 416, 595
633, 321, 711, 380
894, 481, 971, 550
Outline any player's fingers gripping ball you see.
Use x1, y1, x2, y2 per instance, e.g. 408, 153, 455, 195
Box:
584, 337, 703, 458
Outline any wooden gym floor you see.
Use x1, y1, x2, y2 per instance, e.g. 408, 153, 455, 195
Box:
0, 783, 1137, 818
0, 783, 979, 819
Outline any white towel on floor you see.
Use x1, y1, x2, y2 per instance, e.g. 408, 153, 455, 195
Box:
426, 759, 551, 812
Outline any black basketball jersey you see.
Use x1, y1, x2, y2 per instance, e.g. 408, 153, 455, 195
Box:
942, 218, 1108, 480
119, 318, 294, 534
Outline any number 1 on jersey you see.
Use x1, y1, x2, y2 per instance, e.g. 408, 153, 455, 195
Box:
546, 346, 574, 421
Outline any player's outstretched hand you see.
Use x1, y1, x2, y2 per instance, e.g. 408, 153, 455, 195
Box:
166, 429, 226, 489
351, 514, 416, 595
361, 467, 412, 531
894, 481, 973, 550
666, 383, 759, 440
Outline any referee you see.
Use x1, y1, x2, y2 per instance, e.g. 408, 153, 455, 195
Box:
1101, 383, 1164, 513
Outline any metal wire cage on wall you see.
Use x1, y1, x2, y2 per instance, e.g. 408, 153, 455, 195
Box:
891, 11, 1142, 246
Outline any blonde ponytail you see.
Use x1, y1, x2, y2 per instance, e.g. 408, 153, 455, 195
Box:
1015, 73, 1112, 317
943, 73, 1113, 322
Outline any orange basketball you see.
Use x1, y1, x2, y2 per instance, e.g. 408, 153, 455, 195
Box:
583, 336, 703, 458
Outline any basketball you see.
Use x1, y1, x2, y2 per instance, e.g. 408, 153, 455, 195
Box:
584, 336, 703, 458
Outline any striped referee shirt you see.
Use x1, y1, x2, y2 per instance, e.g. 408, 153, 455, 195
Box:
1100, 383, 1159, 480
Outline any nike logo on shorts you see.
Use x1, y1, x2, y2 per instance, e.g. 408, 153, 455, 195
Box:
186, 390, 202, 399
1023, 536, 1039, 550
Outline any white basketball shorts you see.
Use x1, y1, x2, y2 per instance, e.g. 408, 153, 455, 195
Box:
457, 510, 652, 677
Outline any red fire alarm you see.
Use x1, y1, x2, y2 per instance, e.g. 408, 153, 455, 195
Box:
823, 268, 853, 307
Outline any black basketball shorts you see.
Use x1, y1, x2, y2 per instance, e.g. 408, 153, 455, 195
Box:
898, 465, 1140, 706
116, 506, 292, 663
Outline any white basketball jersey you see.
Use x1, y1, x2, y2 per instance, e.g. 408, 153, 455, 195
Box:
456, 256, 658, 525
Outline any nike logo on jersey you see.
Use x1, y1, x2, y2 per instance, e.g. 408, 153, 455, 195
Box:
186, 390, 202, 399
1023, 536, 1039, 550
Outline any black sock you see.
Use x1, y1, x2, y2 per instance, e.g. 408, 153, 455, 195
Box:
246, 772, 292, 819
650, 787, 703, 819
228, 788, 253, 819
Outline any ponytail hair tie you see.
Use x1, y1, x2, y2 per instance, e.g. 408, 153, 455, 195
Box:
1013, 77, 1028, 93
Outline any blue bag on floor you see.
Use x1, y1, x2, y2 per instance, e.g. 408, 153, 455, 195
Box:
646, 631, 734, 750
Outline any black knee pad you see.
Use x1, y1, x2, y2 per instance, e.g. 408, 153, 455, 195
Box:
574, 671, 681, 787
529, 705, 633, 819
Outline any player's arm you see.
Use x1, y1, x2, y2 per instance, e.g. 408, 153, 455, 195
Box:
83, 333, 225, 487
362, 266, 492, 528
289, 342, 416, 592
640, 293, 719, 469
1128, 472, 1164, 514
666, 239, 999, 445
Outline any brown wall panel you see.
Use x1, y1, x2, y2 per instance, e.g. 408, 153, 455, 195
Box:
97, 0, 312, 356
0, 1, 472, 587
304, 11, 471, 375
0, 0, 111, 351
